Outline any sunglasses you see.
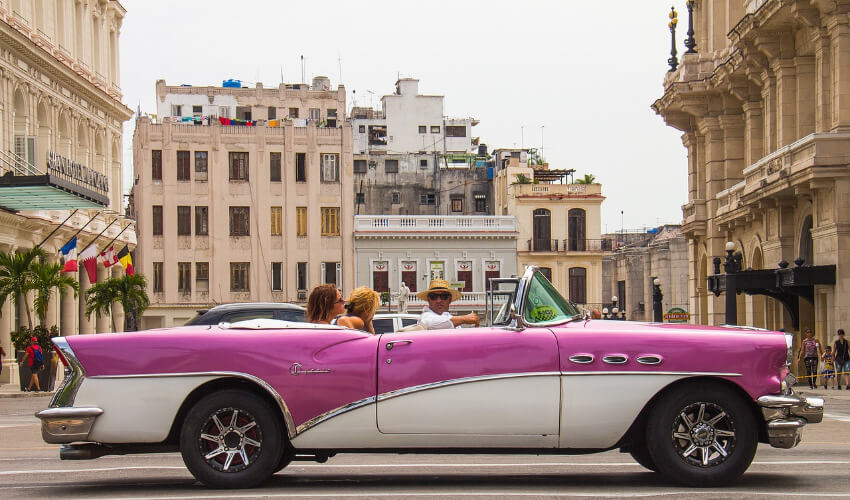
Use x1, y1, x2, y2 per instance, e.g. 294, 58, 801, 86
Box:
336, 298, 345, 304
429, 293, 451, 301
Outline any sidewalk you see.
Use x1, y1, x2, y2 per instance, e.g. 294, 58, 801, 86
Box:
0, 383, 54, 398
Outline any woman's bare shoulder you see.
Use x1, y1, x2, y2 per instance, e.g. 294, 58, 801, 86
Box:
337, 316, 365, 329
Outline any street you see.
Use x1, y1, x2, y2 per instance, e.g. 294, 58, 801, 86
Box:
1, 390, 849, 499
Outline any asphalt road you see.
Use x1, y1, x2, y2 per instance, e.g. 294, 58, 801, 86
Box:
1, 389, 849, 499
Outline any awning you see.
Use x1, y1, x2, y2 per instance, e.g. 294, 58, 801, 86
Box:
0, 173, 107, 210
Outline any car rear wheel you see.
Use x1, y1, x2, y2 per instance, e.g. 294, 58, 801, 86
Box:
180, 390, 283, 488
628, 445, 657, 472
645, 382, 757, 487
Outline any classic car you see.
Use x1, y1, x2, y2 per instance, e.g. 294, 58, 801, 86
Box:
37, 267, 823, 489
184, 302, 305, 326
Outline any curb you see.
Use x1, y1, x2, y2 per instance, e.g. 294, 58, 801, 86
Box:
0, 391, 54, 399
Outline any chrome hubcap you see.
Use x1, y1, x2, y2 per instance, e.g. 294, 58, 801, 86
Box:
198, 407, 262, 472
671, 402, 736, 467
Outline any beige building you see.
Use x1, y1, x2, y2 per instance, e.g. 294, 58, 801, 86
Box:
493, 148, 606, 308
0, 0, 135, 381
653, 0, 849, 354
132, 78, 353, 328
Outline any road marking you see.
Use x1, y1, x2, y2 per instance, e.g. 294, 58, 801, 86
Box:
824, 412, 850, 422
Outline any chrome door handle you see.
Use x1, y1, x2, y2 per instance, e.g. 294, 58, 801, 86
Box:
602, 354, 629, 364
386, 340, 414, 350
568, 354, 594, 364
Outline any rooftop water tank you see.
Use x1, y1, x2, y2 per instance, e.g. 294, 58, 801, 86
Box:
222, 79, 241, 88
311, 76, 331, 90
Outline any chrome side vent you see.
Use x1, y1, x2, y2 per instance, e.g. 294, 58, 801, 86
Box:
636, 355, 663, 365
602, 354, 628, 365
568, 354, 595, 364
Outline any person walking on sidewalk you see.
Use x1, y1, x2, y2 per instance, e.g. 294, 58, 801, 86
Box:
834, 329, 850, 390
18, 337, 43, 392
798, 328, 822, 390
822, 346, 836, 390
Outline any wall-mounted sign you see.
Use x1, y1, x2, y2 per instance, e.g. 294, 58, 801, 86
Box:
47, 151, 109, 194
664, 307, 690, 323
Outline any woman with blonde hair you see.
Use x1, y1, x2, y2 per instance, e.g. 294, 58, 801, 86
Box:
335, 286, 380, 334
306, 284, 345, 324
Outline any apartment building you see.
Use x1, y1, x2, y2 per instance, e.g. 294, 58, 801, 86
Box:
132, 77, 353, 328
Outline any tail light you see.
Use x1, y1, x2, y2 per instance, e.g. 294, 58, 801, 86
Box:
55, 346, 68, 367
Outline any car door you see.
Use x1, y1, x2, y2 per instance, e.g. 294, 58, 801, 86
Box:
376, 327, 560, 436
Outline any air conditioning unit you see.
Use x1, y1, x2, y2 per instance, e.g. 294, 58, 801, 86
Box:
297, 290, 307, 300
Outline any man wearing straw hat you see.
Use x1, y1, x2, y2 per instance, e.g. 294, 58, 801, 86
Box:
417, 278, 479, 330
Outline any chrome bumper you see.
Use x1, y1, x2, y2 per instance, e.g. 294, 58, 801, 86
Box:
757, 391, 824, 449
36, 407, 103, 444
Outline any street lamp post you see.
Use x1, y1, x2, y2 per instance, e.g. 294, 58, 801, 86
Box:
668, 6, 679, 72
722, 241, 743, 325
684, 0, 697, 54
652, 277, 663, 323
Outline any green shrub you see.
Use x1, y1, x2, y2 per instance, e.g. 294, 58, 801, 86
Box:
11, 325, 59, 353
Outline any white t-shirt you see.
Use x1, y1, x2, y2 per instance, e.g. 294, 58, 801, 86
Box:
419, 305, 455, 330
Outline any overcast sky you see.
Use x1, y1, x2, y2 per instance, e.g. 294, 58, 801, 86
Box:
119, 0, 691, 233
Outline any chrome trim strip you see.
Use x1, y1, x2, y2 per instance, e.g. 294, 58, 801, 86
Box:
568, 354, 595, 364
636, 355, 663, 365
602, 354, 629, 365
295, 395, 377, 435
49, 337, 86, 409
89, 371, 297, 440
560, 371, 742, 377
377, 372, 562, 403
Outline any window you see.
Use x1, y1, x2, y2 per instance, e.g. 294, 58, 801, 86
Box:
420, 159, 428, 169
271, 262, 282, 291
195, 262, 209, 292
322, 262, 338, 285
309, 108, 320, 121
230, 263, 250, 292
391, 192, 400, 204
446, 125, 466, 137
229, 206, 250, 236
192, 105, 202, 115
236, 106, 252, 120
152, 205, 163, 236
372, 261, 389, 293
358, 125, 366, 133
321, 207, 339, 236
229, 152, 249, 181
617, 280, 626, 314
355, 193, 365, 205
485, 261, 500, 291
539, 266, 553, 282
533, 208, 552, 251
430, 125, 440, 134
296, 207, 307, 236
270, 206, 282, 236
296, 262, 307, 291
171, 104, 182, 117
321, 153, 339, 182
401, 261, 417, 292
295, 153, 306, 182
270, 152, 281, 182
419, 193, 436, 205
418, 125, 426, 134
176, 151, 190, 181
151, 150, 162, 181
327, 109, 337, 127
353, 159, 367, 173
289, 107, 299, 118
368, 125, 387, 145
177, 206, 191, 235
178, 262, 191, 294
153, 262, 163, 292
457, 261, 473, 292
195, 206, 208, 236
451, 196, 463, 213
522, 271, 579, 324
194, 151, 208, 181
219, 106, 230, 118
474, 192, 487, 212
569, 267, 587, 304
385, 159, 399, 173
267, 106, 276, 120
568, 208, 587, 251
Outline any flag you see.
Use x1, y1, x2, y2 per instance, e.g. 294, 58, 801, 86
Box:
79, 245, 99, 284
60, 237, 77, 272
117, 246, 134, 276
99, 246, 118, 268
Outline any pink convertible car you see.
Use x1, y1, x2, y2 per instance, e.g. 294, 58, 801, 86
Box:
37, 267, 822, 488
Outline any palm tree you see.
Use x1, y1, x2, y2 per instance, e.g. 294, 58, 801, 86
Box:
31, 260, 79, 325
575, 174, 597, 184
0, 247, 47, 329
86, 274, 149, 332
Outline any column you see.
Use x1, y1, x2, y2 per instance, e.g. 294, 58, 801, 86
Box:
78, 267, 93, 335
95, 265, 110, 333
742, 99, 763, 167
60, 276, 78, 336
0, 244, 12, 383
813, 27, 832, 132
110, 266, 125, 332
829, 18, 850, 130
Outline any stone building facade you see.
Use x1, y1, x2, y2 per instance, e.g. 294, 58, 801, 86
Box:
0, 0, 135, 381
132, 78, 353, 328
653, 0, 850, 354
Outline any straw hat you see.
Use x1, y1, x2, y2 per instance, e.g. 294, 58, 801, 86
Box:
416, 278, 462, 302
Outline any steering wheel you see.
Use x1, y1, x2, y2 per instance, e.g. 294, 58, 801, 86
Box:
527, 304, 559, 322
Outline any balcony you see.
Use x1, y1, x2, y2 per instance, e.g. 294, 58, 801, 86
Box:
512, 182, 602, 198
355, 215, 517, 234
524, 239, 611, 253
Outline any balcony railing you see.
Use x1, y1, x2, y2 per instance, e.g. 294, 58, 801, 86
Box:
528, 238, 558, 251
355, 215, 517, 233
524, 238, 612, 253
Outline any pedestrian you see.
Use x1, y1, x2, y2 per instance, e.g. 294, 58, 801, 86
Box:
416, 278, 479, 330
306, 284, 346, 325
822, 346, 836, 390
397, 282, 410, 314
797, 328, 822, 390
18, 336, 43, 392
834, 329, 850, 390
0, 343, 5, 378
335, 287, 380, 334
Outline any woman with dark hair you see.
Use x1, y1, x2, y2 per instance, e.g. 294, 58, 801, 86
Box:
336, 286, 380, 334
306, 284, 345, 324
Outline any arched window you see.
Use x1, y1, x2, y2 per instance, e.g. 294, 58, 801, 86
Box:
538, 267, 552, 282
532, 209, 551, 251
568, 208, 586, 251
568, 267, 587, 304
799, 215, 813, 265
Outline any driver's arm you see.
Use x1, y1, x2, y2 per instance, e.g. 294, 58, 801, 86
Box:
450, 312, 479, 327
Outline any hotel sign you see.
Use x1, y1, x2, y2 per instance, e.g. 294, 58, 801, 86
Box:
46, 151, 109, 194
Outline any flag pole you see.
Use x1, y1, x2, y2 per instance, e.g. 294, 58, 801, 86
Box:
78, 217, 118, 255
98, 222, 133, 253
35, 209, 78, 249
59, 210, 102, 250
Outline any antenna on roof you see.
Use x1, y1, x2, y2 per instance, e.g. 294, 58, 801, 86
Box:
300, 55, 305, 85
338, 54, 342, 85
280, 64, 284, 84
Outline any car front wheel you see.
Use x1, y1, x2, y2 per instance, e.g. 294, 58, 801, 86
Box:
180, 390, 283, 488
645, 382, 757, 486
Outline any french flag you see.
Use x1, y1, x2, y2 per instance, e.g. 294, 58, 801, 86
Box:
60, 237, 77, 272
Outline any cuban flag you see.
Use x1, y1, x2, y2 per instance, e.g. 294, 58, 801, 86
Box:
99, 246, 119, 268
79, 245, 99, 284
60, 237, 78, 272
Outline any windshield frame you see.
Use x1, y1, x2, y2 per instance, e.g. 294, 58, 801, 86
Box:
515, 266, 582, 328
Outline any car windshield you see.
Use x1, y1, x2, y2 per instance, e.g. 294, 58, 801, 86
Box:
523, 271, 580, 324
